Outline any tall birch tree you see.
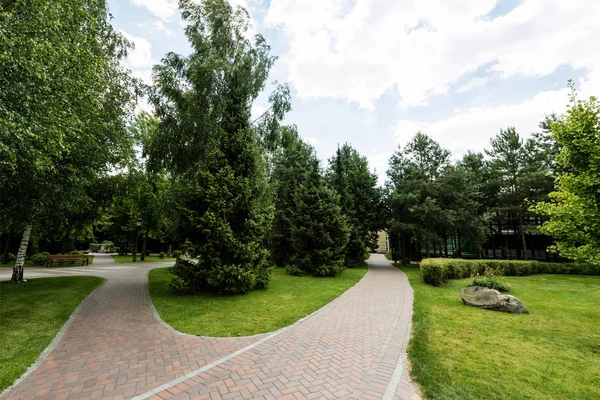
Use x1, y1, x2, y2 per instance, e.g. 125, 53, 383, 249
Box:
0, 0, 137, 282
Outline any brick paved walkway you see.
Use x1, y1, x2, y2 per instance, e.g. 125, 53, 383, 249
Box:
2, 254, 419, 400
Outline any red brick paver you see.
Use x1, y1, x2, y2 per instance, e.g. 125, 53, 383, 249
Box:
2, 254, 419, 399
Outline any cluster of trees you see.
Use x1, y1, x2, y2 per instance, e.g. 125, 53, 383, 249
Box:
1, 0, 137, 282
384, 88, 600, 265
1, 0, 380, 291
385, 124, 553, 262
271, 136, 381, 278
151, 0, 381, 293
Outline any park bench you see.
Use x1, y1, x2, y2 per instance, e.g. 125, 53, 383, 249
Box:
45, 254, 90, 268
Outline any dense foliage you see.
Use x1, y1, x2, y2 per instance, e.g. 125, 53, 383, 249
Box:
327, 144, 381, 265
533, 83, 600, 263
144, 0, 279, 294
385, 117, 562, 262
0, 0, 137, 282
271, 132, 350, 276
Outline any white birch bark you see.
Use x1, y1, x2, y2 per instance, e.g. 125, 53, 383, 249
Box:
11, 223, 32, 283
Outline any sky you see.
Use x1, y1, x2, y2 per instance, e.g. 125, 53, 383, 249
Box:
108, 0, 600, 183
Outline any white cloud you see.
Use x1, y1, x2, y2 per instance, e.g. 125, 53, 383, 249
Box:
132, 69, 153, 85
265, 0, 600, 109
305, 137, 319, 146
151, 20, 176, 36
251, 103, 266, 121
393, 86, 573, 158
120, 30, 154, 69
456, 76, 489, 94
368, 149, 394, 185
131, 0, 178, 21
135, 97, 153, 114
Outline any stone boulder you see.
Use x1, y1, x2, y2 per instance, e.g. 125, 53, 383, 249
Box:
461, 286, 528, 314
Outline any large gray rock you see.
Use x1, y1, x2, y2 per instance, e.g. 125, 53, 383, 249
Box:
461, 286, 528, 314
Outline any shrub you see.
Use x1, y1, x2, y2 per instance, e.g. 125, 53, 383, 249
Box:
144, 250, 151, 256
158, 252, 166, 259
420, 259, 449, 285
420, 258, 600, 286
285, 264, 305, 276
472, 276, 511, 292
470, 263, 511, 292
90, 244, 101, 253
170, 259, 262, 295
172, 250, 182, 259
253, 261, 274, 289
69, 250, 82, 255
31, 252, 50, 266
7, 252, 16, 262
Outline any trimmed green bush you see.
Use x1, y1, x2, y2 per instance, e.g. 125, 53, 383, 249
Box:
172, 250, 182, 259
471, 276, 511, 292
158, 252, 166, 259
170, 259, 259, 295
30, 252, 50, 266
420, 258, 600, 286
69, 250, 82, 255
7, 252, 16, 262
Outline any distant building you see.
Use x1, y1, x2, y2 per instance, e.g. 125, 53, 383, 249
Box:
374, 231, 389, 253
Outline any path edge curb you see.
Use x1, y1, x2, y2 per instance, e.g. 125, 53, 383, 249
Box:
383, 260, 420, 400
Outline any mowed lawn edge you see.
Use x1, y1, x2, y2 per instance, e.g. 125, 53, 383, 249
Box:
397, 263, 600, 400
112, 255, 176, 264
148, 262, 368, 337
0, 276, 104, 392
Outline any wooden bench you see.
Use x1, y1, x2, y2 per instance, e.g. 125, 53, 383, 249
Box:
45, 254, 90, 268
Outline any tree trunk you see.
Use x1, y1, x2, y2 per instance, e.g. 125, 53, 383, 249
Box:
60, 234, 68, 254
167, 244, 172, 257
519, 211, 528, 260
12, 224, 32, 283
140, 228, 149, 261
444, 234, 448, 258
456, 230, 462, 258
2, 232, 11, 264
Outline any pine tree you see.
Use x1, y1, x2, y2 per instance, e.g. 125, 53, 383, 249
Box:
486, 127, 531, 259
270, 129, 314, 268
327, 144, 380, 265
287, 159, 350, 277
149, 0, 275, 294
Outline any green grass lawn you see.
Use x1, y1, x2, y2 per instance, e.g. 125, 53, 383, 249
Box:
149, 263, 368, 337
0, 261, 34, 268
398, 263, 600, 400
0, 256, 94, 268
112, 254, 176, 264
0, 276, 103, 391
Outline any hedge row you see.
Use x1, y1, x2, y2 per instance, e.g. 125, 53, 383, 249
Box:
420, 258, 600, 286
